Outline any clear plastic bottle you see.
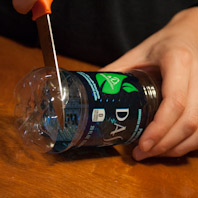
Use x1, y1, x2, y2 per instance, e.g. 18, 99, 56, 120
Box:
15, 67, 161, 153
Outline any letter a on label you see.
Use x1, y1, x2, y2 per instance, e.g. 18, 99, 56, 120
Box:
110, 123, 126, 136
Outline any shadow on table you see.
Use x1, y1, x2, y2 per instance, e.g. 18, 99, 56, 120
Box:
0, 110, 121, 164
0, 115, 133, 166
50, 146, 120, 162
121, 143, 198, 167
48, 144, 138, 165
2, 112, 198, 166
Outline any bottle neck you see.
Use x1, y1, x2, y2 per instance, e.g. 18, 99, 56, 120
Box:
131, 69, 162, 126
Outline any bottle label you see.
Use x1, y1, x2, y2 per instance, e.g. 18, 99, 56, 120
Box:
70, 71, 147, 148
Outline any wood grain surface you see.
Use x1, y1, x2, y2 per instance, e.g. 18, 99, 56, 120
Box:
0, 36, 198, 198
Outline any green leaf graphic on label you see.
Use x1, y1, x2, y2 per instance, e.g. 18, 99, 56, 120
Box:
96, 73, 127, 94
122, 82, 138, 93
96, 73, 138, 94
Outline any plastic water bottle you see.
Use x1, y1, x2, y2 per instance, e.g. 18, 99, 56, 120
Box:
15, 67, 161, 153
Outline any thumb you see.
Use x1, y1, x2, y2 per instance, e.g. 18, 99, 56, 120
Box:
12, 0, 37, 14
100, 44, 153, 72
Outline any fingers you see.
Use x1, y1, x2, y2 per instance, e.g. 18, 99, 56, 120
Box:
133, 52, 198, 161
138, 48, 190, 151
133, 128, 198, 160
161, 131, 198, 157
151, 82, 198, 155
133, 146, 152, 161
160, 61, 198, 157
12, 0, 37, 14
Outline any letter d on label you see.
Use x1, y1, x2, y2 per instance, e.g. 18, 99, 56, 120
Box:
116, 108, 129, 121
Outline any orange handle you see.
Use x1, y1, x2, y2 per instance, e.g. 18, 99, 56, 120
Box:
32, 0, 53, 21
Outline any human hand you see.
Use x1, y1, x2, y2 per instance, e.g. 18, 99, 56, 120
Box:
101, 7, 198, 160
12, 0, 37, 14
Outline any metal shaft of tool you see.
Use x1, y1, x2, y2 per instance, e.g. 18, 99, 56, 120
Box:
36, 14, 65, 130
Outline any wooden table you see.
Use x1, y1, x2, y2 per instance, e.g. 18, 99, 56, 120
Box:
1, 36, 198, 198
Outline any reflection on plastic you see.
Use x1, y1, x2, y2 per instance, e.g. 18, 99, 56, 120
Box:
15, 67, 68, 153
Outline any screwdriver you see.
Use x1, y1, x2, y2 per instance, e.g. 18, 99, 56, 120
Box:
32, 0, 65, 130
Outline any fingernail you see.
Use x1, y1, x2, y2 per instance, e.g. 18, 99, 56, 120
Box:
142, 139, 154, 152
133, 146, 150, 161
